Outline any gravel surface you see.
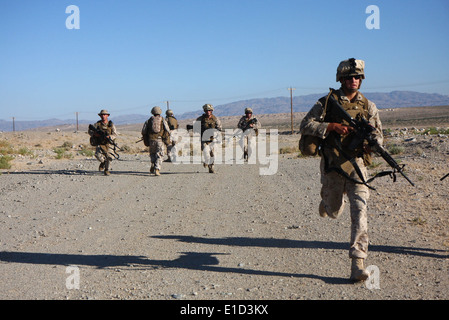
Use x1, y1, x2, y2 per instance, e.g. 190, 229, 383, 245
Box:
0, 129, 448, 301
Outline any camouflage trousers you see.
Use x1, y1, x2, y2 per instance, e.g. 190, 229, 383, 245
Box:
95, 145, 113, 170
201, 141, 216, 165
149, 139, 165, 170
319, 157, 370, 259
238, 133, 256, 161
167, 130, 178, 160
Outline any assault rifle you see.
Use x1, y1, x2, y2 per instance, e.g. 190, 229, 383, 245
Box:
242, 118, 258, 131
441, 172, 449, 181
327, 89, 415, 187
88, 124, 122, 159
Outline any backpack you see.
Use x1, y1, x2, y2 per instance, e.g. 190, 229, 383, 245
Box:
142, 116, 164, 146
299, 92, 331, 156
150, 115, 162, 133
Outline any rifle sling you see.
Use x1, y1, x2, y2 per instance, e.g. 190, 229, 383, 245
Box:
322, 136, 397, 190
99, 143, 120, 160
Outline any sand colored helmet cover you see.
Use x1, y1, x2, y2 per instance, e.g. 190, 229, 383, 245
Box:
151, 106, 162, 115
336, 58, 365, 82
203, 104, 214, 111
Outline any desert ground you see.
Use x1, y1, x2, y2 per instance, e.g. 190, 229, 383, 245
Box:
0, 106, 448, 303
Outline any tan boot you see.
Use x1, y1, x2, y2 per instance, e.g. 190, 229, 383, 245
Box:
208, 164, 215, 173
155, 169, 160, 176
350, 258, 370, 282
103, 161, 110, 176
319, 201, 328, 218
150, 164, 155, 174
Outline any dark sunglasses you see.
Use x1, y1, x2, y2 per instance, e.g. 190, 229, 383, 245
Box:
343, 75, 362, 81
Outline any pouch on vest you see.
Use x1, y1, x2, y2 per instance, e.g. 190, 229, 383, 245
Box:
299, 91, 332, 157
90, 136, 102, 147
150, 116, 162, 134
299, 134, 322, 156
89, 122, 112, 146
141, 120, 151, 147
143, 135, 150, 147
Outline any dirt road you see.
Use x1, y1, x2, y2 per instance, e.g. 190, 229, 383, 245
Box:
1, 135, 448, 300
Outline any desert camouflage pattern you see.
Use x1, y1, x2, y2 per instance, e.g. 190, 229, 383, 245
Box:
301, 88, 382, 259
237, 113, 261, 160
91, 120, 117, 173
142, 116, 171, 172
336, 58, 365, 82
149, 139, 165, 171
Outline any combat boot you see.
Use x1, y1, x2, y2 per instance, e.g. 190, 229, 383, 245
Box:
99, 162, 105, 171
103, 161, 110, 176
155, 169, 160, 176
208, 164, 215, 173
150, 164, 155, 174
319, 201, 328, 218
350, 258, 370, 282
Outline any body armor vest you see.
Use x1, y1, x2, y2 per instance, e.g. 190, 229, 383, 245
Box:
200, 114, 218, 132
91, 120, 113, 146
200, 114, 219, 143
147, 116, 165, 140
97, 120, 113, 136
167, 116, 178, 130
322, 91, 372, 175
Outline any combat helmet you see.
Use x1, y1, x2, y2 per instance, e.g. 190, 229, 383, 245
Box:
336, 58, 365, 82
151, 106, 162, 115
203, 104, 214, 112
166, 109, 174, 117
244, 107, 253, 114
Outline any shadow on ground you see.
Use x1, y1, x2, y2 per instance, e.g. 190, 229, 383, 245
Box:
1, 236, 446, 285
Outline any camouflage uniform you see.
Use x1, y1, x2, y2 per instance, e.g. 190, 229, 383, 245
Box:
88, 110, 117, 176
165, 109, 179, 162
141, 107, 171, 175
300, 58, 383, 281
196, 104, 222, 173
237, 107, 261, 161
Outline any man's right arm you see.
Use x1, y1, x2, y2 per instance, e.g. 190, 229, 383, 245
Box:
300, 101, 329, 139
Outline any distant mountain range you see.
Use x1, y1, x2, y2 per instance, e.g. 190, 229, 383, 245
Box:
1, 90, 449, 131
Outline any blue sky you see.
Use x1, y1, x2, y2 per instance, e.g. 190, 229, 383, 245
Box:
1, 0, 448, 121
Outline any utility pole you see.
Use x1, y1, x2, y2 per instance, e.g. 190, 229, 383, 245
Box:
75, 112, 79, 132
166, 101, 170, 110
288, 87, 296, 134
12, 117, 15, 132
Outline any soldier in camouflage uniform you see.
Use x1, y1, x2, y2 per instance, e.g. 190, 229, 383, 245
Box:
237, 107, 261, 161
141, 106, 171, 176
196, 104, 222, 173
88, 109, 117, 176
300, 58, 383, 281
165, 109, 179, 162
